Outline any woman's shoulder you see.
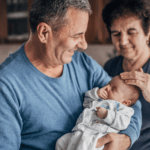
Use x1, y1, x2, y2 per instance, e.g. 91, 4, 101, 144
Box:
104, 55, 123, 77
143, 58, 150, 74
105, 55, 123, 67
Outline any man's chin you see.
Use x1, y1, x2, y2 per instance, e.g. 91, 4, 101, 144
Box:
63, 57, 72, 64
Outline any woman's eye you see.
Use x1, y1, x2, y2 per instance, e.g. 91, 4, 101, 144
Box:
128, 30, 137, 35
128, 32, 135, 35
112, 33, 120, 37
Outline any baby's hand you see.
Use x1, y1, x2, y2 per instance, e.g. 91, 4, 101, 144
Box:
97, 86, 108, 99
96, 107, 108, 119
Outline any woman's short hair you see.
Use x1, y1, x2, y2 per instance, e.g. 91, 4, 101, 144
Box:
102, 0, 150, 35
29, 0, 92, 33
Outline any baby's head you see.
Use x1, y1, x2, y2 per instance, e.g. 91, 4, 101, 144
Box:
105, 75, 140, 106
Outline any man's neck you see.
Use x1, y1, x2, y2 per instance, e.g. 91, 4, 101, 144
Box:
24, 38, 64, 78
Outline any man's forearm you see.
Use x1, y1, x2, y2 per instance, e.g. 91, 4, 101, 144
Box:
120, 100, 142, 147
120, 134, 131, 149
96, 133, 131, 150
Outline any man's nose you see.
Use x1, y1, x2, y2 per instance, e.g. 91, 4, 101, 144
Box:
119, 33, 129, 46
77, 35, 88, 50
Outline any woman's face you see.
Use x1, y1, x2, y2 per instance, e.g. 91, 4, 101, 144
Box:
110, 16, 150, 60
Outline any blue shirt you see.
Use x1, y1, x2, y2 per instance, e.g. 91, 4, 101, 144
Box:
0, 43, 111, 150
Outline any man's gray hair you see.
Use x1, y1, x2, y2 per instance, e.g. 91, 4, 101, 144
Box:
29, 0, 92, 33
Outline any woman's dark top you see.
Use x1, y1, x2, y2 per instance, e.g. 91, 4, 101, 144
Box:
104, 55, 150, 150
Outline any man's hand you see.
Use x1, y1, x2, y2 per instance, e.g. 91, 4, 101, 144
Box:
96, 107, 108, 119
96, 133, 131, 150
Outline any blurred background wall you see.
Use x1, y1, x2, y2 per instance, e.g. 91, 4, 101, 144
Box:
0, 0, 116, 66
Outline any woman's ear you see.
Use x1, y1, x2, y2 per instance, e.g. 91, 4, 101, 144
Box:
37, 22, 52, 43
122, 99, 131, 106
146, 30, 150, 46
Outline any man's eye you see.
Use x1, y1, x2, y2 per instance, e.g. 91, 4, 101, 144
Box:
73, 35, 80, 39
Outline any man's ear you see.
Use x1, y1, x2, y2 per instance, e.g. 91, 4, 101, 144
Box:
37, 22, 52, 43
122, 99, 131, 106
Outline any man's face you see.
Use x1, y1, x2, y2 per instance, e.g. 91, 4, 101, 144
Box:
47, 7, 89, 66
104, 76, 129, 102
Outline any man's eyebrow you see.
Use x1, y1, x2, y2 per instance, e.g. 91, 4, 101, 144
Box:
73, 32, 84, 36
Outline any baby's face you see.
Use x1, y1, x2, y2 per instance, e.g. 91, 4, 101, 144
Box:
104, 76, 128, 102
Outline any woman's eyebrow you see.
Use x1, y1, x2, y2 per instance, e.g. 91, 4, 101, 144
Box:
128, 28, 137, 31
110, 30, 119, 34
111, 28, 137, 33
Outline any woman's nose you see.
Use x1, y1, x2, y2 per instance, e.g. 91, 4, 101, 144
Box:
119, 33, 129, 46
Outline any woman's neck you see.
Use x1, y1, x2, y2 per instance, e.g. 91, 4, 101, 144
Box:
123, 49, 150, 71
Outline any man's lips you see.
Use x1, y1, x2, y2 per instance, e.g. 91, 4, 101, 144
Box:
68, 49, 77, 53
69, 50, 74, 53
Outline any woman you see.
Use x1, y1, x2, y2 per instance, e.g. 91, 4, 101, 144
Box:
102, 0, 150, 149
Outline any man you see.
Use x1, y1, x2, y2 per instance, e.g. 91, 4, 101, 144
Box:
0, 0, 141, 150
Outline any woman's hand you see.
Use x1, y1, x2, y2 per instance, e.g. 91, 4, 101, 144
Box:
120, 68, 150, 103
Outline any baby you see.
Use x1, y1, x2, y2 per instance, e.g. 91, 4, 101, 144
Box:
56, 75, 140, 150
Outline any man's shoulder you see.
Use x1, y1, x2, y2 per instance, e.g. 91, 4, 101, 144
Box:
72, 51, 104, 72
73, 51, 92, 61
73, 51, 99, 66
0, 44, 25, 80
